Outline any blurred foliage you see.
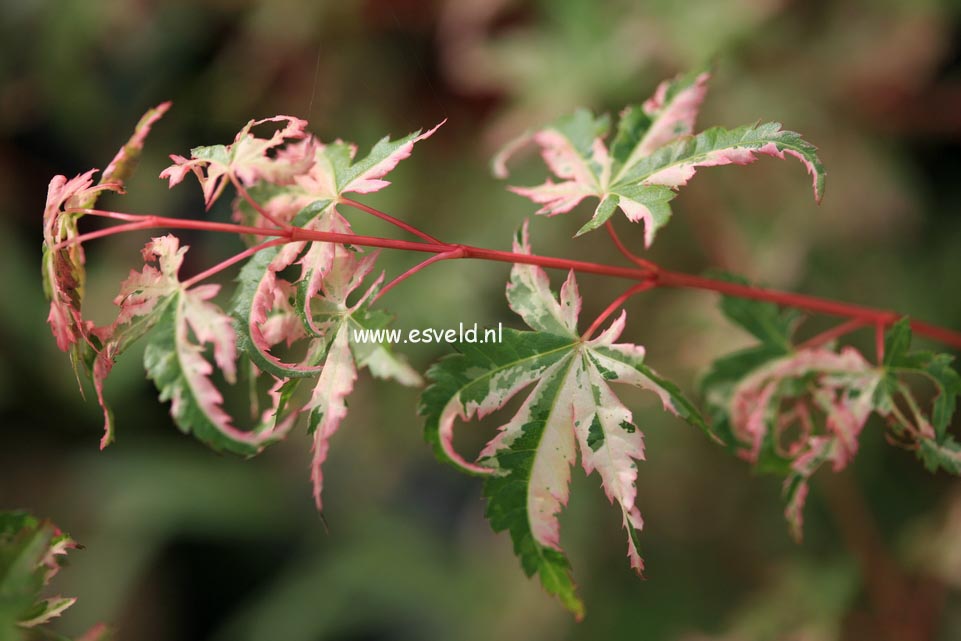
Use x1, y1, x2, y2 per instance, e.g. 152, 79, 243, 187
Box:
2, 0, 961, 639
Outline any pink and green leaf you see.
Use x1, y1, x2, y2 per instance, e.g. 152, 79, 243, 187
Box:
293, 122, 444, 200
610, 70, 710, 175
160, 115, 310, 209
498, 72, 824, 247
0, 512, 80, 632
42, 171, 121, 354
306, 325, 358, 512
99, 101, 172, 191
91, 235, 190, 448
704, 300, 961, 540
614, 122, 825, 200
42, 105, 172, 444
420, 229, 704, 617
144, 288, 290, 456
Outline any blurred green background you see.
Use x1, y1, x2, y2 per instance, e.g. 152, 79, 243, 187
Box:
3, 0, 961, 639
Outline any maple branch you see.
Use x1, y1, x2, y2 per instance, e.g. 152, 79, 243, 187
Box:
65, 209, 283, 240
59, 220, 159, 247
61, 207, 961, 351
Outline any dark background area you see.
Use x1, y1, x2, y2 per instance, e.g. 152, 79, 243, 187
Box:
3, 1, 961, 639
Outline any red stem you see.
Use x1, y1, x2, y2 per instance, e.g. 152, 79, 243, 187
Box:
60, 207, 961, 351
181, 238, 288, 289
582, 281, 657, 340
231, 176, 289, 230
605, 221, 657, 272
876, 322, 886, 364
797, 318, 868, 351
658, 271, 898, 324
66, 209, 282, 241
340, 197, 442, 244
62, 220, 158, 246
374, 249, 464, 302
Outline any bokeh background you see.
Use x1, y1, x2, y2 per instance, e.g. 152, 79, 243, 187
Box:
3, 1, 961, 639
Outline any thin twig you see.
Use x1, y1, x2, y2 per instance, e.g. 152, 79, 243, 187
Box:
340, 197, 442, 244
374, 248, 465, 302
231, 175, 290, 230
876, 322, 886, 365
605, 221, 658, 272
581, 281, 658, 341
181, 238, 289, 289
797, 318, 868, 351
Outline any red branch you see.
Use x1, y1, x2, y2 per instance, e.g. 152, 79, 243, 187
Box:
63, 206, 961, 351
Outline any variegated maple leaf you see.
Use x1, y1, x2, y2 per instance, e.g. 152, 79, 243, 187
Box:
420, 223, 705, 618
42, 170, 121, 354
0, 511, 78, 631
84, 110, 425, 507
290, 121, 444, 201
728, 346, 883, 540
160, 115, 312, 209
0, 511, 114, 640
91, 235, 292, 456
231, 198, 420, 509
496, 71, 825, 246
701, 287, 961, 541
43, 104, 171, 355
219, 120, 442, 239
42, 103, 171, 438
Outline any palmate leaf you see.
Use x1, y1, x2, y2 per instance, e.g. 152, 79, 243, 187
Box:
702, 293, 961, 540
496, 71, 824, 247
702, 283, 888, 539
300, 240, 419, 511
699, 273, 800, 450
160, 116, 311, 208
158, 115, 427, 509
420, 223, 704, 617
120, 236, 291, 457
41, 105, 172, 447
227, 122, 443, 233
231, 198, 419, 508
290, 121, 444, 201
0, 512, 77, 634
0, 512, 113, 641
